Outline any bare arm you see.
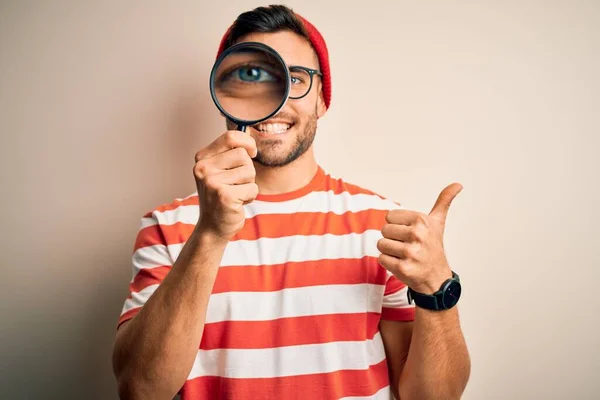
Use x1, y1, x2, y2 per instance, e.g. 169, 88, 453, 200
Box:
381, 309, 470, 400
399, 307, 470, 399
112, 229, 227, 399
112, 130, 259, 399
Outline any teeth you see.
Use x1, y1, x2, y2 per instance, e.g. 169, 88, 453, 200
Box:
256, 123, 291, 134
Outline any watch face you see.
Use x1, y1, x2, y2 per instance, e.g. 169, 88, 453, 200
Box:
442, 281, 461, 309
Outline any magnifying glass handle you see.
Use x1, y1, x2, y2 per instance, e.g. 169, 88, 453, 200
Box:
238, 125, 247, 132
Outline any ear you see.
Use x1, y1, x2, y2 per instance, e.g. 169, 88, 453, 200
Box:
316, 85, 327, 118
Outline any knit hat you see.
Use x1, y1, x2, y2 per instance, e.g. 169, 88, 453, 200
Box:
215, 12, 332, 109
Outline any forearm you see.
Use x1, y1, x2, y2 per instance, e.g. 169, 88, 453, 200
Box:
398, 307, 471, 400
112, 227, 227, 399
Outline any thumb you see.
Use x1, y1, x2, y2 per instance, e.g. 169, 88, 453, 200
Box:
429, 183, 463, 222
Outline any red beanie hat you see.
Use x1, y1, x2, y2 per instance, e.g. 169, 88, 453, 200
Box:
215, 12, 332, 109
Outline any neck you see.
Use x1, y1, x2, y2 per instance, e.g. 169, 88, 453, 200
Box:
253, 147, 318, 195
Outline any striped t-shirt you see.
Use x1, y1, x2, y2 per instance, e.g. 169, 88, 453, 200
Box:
118, 166, 415, 399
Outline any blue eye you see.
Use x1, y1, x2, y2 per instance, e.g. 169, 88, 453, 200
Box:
236, 67, 276, 82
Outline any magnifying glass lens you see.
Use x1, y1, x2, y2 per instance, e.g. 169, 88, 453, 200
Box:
211, 43, 289, 128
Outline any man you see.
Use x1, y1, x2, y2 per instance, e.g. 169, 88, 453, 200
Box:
112, 5, 471, 400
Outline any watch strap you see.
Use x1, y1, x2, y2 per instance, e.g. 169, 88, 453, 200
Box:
408, 288, 441, 310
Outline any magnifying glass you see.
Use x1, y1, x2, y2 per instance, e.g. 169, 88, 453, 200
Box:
209, 42, 291, 132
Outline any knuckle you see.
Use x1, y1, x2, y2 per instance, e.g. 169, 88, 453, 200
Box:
224, 131, 237, 147
411, 226, 424, 242
403, 244, 417, 259
194, 161, 208, 178
194, 151, 203, 163
415, 213, 428, 226
409, 244, 423, 260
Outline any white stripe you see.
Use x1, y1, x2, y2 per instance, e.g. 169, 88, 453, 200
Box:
121, 284, 159, 315
148, 191, 401, 227
382, 285, 412, 309
152, 205, 199, 226
221, 230, 383, 267
139, 216, 158, 229
244, 191, 401, 218
205, 283, 385, 324
188, 331, 386, 379
132, 230, 385, 278
131, 244, 173, 279
339, 386, 392, 400
218, 230, 383, 267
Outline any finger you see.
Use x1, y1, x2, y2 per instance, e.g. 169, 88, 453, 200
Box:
215, 165, 256, 185
429, 183, 463, 220
385, 209, 421, 226
377, 238, 411, 259
381, 223, 412, 242
206, 147, 253, 170
196, 131, 257, 161
378, 253, 406, 274
229, 183, 259, 203
194, 148, 253, 181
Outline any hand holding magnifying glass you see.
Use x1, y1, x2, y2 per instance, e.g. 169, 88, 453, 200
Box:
192, 43, 290, 240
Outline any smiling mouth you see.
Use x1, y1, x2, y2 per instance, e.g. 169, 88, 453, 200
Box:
253, 122, 293, 134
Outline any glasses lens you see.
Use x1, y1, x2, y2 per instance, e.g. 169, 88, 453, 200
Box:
289, 68, 312, 98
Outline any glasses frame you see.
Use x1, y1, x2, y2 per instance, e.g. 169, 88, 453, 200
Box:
288, 66, 323, 100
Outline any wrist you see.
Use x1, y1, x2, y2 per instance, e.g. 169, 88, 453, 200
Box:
409, 269, 453, 294
193, 224, 230, 250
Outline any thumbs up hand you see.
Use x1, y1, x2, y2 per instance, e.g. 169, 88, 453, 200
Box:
377, 183, 463, 294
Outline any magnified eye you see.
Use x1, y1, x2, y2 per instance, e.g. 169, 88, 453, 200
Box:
235, 66, 277, 83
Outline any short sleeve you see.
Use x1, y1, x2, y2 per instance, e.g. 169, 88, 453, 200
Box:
381, 272, 415, 321
117, 213, 174, 328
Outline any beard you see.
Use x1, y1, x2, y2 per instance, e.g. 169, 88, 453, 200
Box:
226, 110, 318, 167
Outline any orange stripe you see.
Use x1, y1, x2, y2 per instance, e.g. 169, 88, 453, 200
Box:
236, 209, 388, 241
200, 312, 381, 350
212, 257, 389, 294
180, 358, 390, 400
128, 265, 171, 295
128, 257, 401, 297
133, 209, 389, 251
134, 222, 193, 251
384, 275, 405, 295
381, 307, 415, 321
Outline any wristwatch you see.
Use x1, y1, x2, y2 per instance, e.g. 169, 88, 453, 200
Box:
407, 271, 462, 311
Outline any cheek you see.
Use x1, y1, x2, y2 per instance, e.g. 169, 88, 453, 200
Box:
290, 98, 318, 120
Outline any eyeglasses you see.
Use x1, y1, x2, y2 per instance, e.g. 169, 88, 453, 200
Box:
220, 62, 322, 100
288, 66, 323, 100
